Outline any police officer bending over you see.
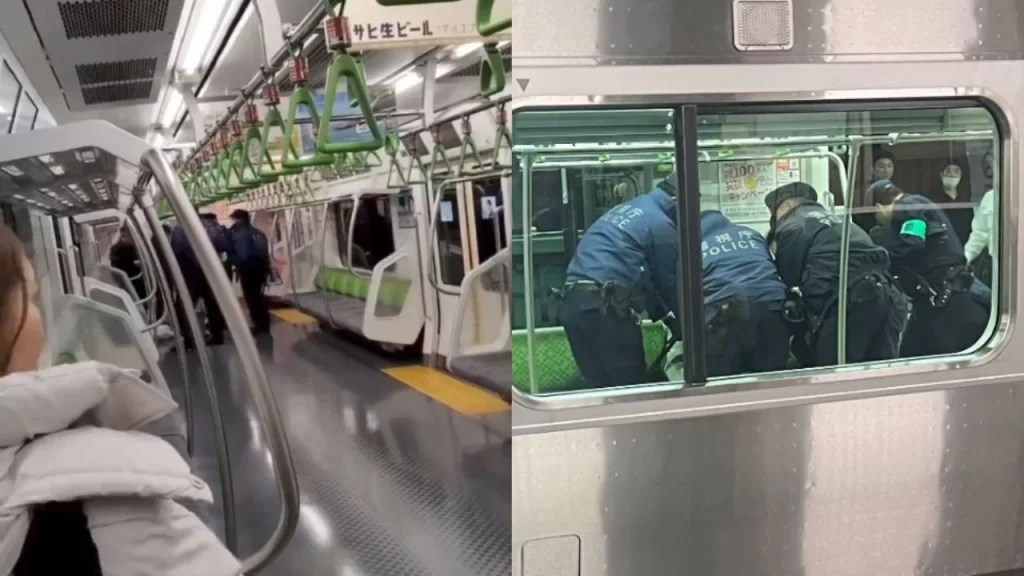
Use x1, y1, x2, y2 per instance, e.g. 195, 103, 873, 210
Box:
869, 180, 988, 357
765, 182, 907, 367
562, 174, 679, 388
700, 211, 789, 377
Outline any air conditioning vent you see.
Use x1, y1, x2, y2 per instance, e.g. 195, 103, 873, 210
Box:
58, 0, 170, 39
81, 79, 153, 105
75, 58, 158, 85
733, 0, 794, 51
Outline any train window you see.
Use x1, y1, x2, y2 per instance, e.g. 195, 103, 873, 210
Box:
513, 101, 1002, 398
333, 198, 396, 271
471, 177, 507, 264
0, 62, 22, 135
435, 185, 465, 286
12, 93, 36, 134
513, 107, 684, 394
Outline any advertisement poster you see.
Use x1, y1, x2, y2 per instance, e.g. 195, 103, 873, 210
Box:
295, 89, 398, 156
719, 159, 802, 223
396, 191, 416, 229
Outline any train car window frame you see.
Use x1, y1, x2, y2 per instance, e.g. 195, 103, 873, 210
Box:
510, 92, 1011, 413
0, 62, 22, 135
12, 92, 37, 134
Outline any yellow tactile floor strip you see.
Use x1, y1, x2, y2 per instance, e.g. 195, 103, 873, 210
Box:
383, 366, 510, 416
271, 308, 318, 325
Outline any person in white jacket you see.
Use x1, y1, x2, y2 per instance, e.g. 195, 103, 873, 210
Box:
0, 221, 242, 574
963, 188, 995, 264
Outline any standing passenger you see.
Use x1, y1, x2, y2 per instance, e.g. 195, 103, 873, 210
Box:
228, 210, 272, 335
765, 182, 907, 367
170, 212, 227, 346
927, 160, 974, 245
964, 148, 996, 287
561, 174, 680, 388
699, 210, 789, 377
870, 180, 989, 356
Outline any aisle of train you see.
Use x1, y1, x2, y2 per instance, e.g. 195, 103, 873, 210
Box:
163, 316, 511, 576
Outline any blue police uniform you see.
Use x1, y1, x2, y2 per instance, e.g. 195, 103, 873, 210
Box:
169, 217, 228, 345
699, 211, 790, 377
562, 185, 678, 388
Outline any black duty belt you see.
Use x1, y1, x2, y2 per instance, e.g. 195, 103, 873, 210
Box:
563, 280, 640, 322
897, 266, 971, 309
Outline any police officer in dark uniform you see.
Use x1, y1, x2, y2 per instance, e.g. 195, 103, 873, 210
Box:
561, 174, 679, 388
869, 179, 988, 357
170, 211, 229, 346
700, 210, 789, 377
765, 182, 907, 367
228, 209, 272, 335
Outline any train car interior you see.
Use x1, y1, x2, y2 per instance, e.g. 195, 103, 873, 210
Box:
512, 105, 999, 395
0, 0, 511, 574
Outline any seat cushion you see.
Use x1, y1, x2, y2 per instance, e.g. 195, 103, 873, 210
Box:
326, 295, 367, 332
451, 352, 512, 397
511, 322, 668, 394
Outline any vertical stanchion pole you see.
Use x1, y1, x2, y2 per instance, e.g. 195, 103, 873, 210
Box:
139, 149, 299, 574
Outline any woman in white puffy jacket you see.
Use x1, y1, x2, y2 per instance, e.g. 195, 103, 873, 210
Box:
0, 222, 242, 574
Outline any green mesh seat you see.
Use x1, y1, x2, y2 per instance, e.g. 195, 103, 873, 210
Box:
303, 267, 412, 332
511, 322, 668, 394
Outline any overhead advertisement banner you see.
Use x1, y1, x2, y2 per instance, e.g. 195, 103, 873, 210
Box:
719, 159, 802, 223
346, 0, 511, 49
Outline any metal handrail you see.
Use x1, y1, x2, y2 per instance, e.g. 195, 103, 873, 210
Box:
55, 247, 80, 295
513, 129, 997, 156
318, 199, 340, 329
182, 3, 327, 166
446, 247, 511, 372
125, 211, 195, 458
121, 221, 159, 319
131, 191, 238, 554
139, 149, 299, 573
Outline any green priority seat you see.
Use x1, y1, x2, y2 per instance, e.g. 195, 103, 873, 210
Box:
511, 321, 668, 394
315, 267, 411, 309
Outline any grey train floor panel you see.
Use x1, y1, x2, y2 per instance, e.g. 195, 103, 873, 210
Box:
162, 321, 511, 576
451, 351, 513, 398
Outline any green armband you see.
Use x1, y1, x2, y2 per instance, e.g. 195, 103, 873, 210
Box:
900, 218, 927, 239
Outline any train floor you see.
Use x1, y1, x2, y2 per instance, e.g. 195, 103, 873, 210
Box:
161, 316, 511, 575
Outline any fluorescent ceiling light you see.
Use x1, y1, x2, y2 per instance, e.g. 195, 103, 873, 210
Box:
159, 90, 184, 127
393, 72, 422, 94
220, 2, 253, 57
435, 63, 456, 79
452, 42, 482, 59
179, 0, 242, 75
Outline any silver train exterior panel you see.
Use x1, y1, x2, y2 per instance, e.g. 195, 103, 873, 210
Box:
511, 0, 1024, 574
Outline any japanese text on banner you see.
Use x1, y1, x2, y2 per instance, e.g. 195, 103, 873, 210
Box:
719, 159, 802, 223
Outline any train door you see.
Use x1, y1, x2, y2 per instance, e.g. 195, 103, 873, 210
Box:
430, 173, 509, 367
462, 176, 509, 351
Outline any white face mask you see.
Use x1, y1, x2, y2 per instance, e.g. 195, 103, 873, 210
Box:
942, 176, 961, 189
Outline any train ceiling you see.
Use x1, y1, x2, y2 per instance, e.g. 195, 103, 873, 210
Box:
24, 0, 185, 111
